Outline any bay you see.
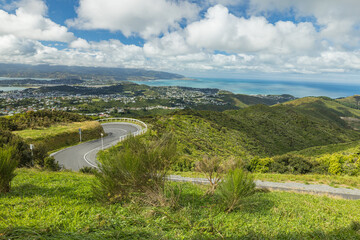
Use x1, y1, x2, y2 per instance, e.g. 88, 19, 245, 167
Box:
0, 87, 26, 92
133, 78, 360, 98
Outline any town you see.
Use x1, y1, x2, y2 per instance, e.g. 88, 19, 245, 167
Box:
0, 83, 231, 116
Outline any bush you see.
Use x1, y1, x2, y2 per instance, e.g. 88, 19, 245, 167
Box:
0, 146, 18, 193
43, 156, 61, 171
79, 166, 98, 174
316, 153, 360, 176
94, 133, 177, 203
172, 157, 194, 172
195, 156, 225, 193
196, 155, 243, 193
0, 130, 31, 167
216, 168, 256, 213
246, 157, 273, 173
269, 154, 313, 174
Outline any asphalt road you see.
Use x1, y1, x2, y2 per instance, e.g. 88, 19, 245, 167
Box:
168, 175, 360, 200
53, 122, 140, 171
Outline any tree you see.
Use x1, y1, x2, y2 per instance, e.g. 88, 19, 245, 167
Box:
0, 146, 18, 193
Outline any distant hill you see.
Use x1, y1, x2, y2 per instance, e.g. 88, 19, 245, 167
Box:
282, 96, 360, 128
218, 92, 296, 107
336, 95, 360, 110
0, 63, 184, 81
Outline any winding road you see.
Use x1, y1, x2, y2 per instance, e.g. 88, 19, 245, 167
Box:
52, 122, 140, 171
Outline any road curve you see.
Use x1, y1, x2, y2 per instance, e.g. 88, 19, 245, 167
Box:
53, 122, 140, 171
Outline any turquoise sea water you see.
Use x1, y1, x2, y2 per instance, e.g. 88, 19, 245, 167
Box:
133, 78, 360, 98
0, 87, 26, 92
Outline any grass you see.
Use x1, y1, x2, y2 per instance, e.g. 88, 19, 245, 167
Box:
1, 169, 360, 239
13, 121, 100, 141
171, 171, 360, 189
253, 173, 360, 189
12, 121, 104, 152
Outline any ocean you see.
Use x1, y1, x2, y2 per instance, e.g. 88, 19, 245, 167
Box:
133, 78, 360, 98
1, 77, 359, 98
0, 86, 26, 92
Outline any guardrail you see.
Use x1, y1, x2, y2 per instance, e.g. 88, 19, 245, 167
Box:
98, 117, 148, 141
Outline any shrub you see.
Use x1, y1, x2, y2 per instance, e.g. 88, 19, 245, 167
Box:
43, 156, 61, 171
269, 154, 313, 174
79, 166, 98, 174
195, 156, 225, 193
216, 168, 256, 213
94, 133, 177, 203
0, 130, 31, 167
0, 146, 18, 193
246, 157, 273, 173
172, 157, 195, 172
316, 153, 360, 176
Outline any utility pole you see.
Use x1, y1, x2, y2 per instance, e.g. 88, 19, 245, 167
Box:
30, 144, 34, 157
101, 133, 104, 150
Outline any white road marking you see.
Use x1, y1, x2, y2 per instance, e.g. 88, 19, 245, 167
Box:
82, 128, 129, 168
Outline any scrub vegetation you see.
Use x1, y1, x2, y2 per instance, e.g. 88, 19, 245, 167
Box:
0, 169, 359, 239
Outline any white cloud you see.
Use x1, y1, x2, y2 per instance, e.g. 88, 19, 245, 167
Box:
67, 0, 199, 39
0, 0, 75, 42
0, 34, 38, 56
248, 0, 360, 47
185, 5, 318, 54
69, 38, 90, 49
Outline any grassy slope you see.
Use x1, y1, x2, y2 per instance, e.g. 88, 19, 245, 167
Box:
148, 114, 255, 166
1, 169, 360, 239
337, 95, 360, 109
288, 140, 360, 158
13, 121, 104, 152
150, 101, 360, 162
283, 97, 360, 127
225, 104, 359, 155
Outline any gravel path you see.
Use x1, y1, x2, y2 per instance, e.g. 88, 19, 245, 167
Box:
168, 175, 360, 200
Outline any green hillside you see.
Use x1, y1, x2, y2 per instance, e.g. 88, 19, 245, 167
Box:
146, 100, 360, 169
337, 95, 360, 109
282, 97, 360, 128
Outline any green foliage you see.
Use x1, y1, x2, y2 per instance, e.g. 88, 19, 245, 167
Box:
15, 121, 104, 153
216, 168, 256, 212
148, 113, 253, 167
0, 129, 31, 167
79, 166, 98, 174
0, 146, 17, 193
225, 104, 360, 155
0, 110, 90, 131
288, 140, 360, 158
1, 169, 360, 239
94, 134, 177, 203
269, 154, 313, 174
195, 155, 243, 193
247, 157, 273, 173
195, 156, 225, 192
317, 153, 360, 176
43, 156, 61, 171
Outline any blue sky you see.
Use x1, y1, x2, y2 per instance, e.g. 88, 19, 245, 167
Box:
0, 0, 360, 82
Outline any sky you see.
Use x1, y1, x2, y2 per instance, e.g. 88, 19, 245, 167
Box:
0, 0, 360, 82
